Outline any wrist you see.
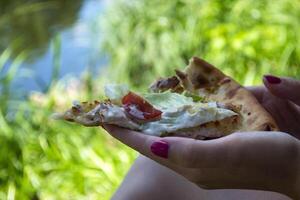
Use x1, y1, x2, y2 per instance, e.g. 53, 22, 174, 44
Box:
276, 139, 300, 200
294, 141, 300, 199
288, 140, 300, 200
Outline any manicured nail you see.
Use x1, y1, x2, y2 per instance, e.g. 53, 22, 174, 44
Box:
150, 140, 169, 158
264, 75, 281, 84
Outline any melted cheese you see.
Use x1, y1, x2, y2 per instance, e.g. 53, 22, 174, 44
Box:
140, 102, 236, 136
89, 103, 140, 129
91, 101, 236, 136
55, 85, 237, 136
94, 87, 237, 135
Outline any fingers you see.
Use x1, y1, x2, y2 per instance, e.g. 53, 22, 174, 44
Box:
160, 137, 226, 168
103, 124, 160, 158
246, 86, 265, 103
263, 75, 300, 106
103, 125, 227, 168
102, 125, 188, 174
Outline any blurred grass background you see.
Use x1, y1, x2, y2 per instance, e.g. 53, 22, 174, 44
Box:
0, 0, 299, 199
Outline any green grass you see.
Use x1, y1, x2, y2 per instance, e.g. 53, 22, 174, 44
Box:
0, 75, 137, 199
0, 41, 137, 199
1, 0, 300, 199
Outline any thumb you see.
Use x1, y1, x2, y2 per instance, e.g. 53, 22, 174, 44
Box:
263, 75, 300, 106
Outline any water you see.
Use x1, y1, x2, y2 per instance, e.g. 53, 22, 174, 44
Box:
0, 0, 109, 96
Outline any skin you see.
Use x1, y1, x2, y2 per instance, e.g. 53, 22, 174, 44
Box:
104, 76, 300, 200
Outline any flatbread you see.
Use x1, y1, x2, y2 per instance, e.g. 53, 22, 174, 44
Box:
150, 56, 278, 138
55, 56, 278, 140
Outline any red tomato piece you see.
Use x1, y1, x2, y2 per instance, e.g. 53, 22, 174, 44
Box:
122, 92, 162, 121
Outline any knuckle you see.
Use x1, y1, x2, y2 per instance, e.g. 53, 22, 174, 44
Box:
143, 137, 157, 154
221, 134, 246, 168
178, 143, 199, 168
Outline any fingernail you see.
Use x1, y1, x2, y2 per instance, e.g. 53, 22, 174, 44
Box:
150, 140, 169, 158
264, 75, 281, 84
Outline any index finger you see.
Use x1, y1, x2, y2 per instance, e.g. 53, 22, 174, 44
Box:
103, 125, 228, 168
263, 76, 300, 106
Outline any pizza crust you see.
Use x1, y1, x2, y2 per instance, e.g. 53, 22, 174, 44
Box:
150, 56, 279, 136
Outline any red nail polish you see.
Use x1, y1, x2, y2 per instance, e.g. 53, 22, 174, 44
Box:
150, 140, 169, 158
264, 75, 281, 84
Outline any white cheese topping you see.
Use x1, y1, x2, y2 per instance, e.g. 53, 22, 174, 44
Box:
92, 86, 237, 135
89, 101, 236, 136
90, 103, 140, 129
57, 84, 237, 136
140, 102, 236, 136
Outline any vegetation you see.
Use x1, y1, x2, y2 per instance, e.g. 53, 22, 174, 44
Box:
102, 0, 300, 87
0, 45, 137, 200
0, 0, 82, 59
0, 0, 299, 199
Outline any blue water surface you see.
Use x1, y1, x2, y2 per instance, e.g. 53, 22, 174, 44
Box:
10, 0, 109, 95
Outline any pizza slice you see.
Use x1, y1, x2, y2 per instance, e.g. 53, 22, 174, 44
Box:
53, 57, 278, 139
150, 57, 279, 137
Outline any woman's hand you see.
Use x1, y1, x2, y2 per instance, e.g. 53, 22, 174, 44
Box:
250, 75, 300, 139
104, 126, 300, 199
103, 75, 300, 199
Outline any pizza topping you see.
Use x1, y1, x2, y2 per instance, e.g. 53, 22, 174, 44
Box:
53, 85, 238, 136
122, 92, 162, 122
71, 106, 81, 115
141, 101, 237, 136
182, 91, 203, 102
149, 76, 183, 93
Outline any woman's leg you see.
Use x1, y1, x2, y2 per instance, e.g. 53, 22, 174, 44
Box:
111, 155, 291, 200
112, 155, 206, 200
